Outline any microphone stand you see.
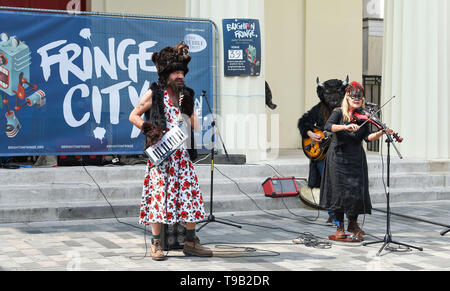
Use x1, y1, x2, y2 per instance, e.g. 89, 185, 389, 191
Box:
197, 90, 241, 231
363, 124, 423, 256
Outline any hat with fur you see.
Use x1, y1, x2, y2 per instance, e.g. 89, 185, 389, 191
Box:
151, 42, 191, 87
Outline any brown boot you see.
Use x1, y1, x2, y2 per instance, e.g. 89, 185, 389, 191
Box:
183, 236, 213, 257
336, 222, 346, 239
347, 219, 366, 237
151, 239, 166, 261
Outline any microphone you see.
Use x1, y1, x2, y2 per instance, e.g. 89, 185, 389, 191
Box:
178, 88, 186, 123
178, 86, 192, 122
365, 101, 379, 108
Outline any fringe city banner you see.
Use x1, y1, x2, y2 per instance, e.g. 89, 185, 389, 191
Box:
0, 9, 213, 156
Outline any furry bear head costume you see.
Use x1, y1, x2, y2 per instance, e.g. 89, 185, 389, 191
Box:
151, 42, 191, 87
316, 76, 349, 110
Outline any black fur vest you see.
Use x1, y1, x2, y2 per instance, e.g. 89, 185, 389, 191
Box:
144, 82, 198, 161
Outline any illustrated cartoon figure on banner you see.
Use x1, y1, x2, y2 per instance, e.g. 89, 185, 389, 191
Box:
0, 32, 46, 138
245, 44, 260, 75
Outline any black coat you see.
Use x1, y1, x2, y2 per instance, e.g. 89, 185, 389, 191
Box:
298, 102, 328, 188
319, 109, 373, 217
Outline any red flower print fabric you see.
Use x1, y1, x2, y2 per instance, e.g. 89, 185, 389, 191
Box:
139, 90, 205, 225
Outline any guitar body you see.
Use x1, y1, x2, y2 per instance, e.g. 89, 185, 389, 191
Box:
302, 127, 331, 161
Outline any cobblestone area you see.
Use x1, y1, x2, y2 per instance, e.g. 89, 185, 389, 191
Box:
0, 200, 449, 271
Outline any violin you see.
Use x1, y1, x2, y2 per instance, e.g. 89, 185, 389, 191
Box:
350, 107, 403, 143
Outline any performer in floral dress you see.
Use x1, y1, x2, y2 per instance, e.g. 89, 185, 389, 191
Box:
139, 90, 205, 226
129, 42, 212, 260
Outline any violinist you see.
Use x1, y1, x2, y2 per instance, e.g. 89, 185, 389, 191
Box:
297, 77, 348, 226
319, 81, 390, 239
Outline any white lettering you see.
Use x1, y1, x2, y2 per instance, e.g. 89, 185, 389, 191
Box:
59, 43, 89, 84
94, 38, 118, 80
38, 38, 157, 84
92, 86, 102, 124
64, 84, 90, 127
82, 46, 93, 80
138, 41, 157, 72
37, 40, 67, 81
117, 38, 136, 71
101, 81, 132, 125
38, 34, 159, 129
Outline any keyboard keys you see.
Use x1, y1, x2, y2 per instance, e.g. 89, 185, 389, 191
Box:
144, 124, 188, 166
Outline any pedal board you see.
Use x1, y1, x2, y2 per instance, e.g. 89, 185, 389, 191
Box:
328, 235, 364, 243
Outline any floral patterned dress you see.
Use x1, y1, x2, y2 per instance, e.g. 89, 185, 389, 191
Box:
139, 90, 205, 225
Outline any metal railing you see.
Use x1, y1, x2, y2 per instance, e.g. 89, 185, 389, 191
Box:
363, 75, 382, 152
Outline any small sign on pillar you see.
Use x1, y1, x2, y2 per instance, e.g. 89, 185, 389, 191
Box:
222, 18, 261, 77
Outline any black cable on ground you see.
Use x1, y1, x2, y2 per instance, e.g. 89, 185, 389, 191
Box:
372, 207, 450, 229
80, 158, 394, 260
213, 165, 330, 227
216, 217, 332, 250
79, 161, 151, 260
0, 161, 20, 169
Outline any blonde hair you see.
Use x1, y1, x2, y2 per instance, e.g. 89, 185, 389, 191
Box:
341, 92, 366, 122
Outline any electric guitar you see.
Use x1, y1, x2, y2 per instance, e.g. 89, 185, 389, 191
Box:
301, 127, 332, 161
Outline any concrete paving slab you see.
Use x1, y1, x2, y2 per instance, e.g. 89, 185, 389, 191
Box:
0, 200, 448, 273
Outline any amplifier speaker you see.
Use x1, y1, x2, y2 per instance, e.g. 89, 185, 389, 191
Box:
82, 155, 104, 166
57, 155, 82, 166
57, 155, 104, 166
262, 177, 299, 198
160, 223, 186, 251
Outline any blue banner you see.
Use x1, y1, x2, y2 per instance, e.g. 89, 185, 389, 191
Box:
0, 10, 213, 156
223, 18, 261, 77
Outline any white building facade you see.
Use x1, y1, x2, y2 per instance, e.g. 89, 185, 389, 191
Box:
89, 0, 450, 161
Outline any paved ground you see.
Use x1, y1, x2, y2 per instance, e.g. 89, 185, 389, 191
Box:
0, 199, 448, 272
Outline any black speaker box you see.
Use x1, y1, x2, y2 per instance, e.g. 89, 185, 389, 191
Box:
160, 223, 186, 251
82, 155, 104, 166
57, 155, 82, 166
57, 155, 104, 166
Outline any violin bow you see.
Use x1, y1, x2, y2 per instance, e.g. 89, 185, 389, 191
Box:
357, 96, 396, 129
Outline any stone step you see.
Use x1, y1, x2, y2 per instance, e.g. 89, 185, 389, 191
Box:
0, 194, 305, 223
1, 171, 447, 205
0, 155, 448, 223
0, 186, 449, 224
0, 158, 443, 186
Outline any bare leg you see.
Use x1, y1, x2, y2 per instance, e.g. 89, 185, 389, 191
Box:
151, 223, 162, 236
186, 222, 196, 231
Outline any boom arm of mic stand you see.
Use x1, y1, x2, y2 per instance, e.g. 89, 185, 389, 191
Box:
201, 90, 230, 162
197, 90, 241, 231
367, 95, 403, 159
215, 123, 230, 162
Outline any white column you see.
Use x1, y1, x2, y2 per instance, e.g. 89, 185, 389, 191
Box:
382, 0, 449, 159
186, 0, 268, 163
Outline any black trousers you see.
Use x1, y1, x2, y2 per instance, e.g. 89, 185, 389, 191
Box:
335, 212, 358, 222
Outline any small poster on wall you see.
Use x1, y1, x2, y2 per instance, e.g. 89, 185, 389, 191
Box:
222, 18, 261, 77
